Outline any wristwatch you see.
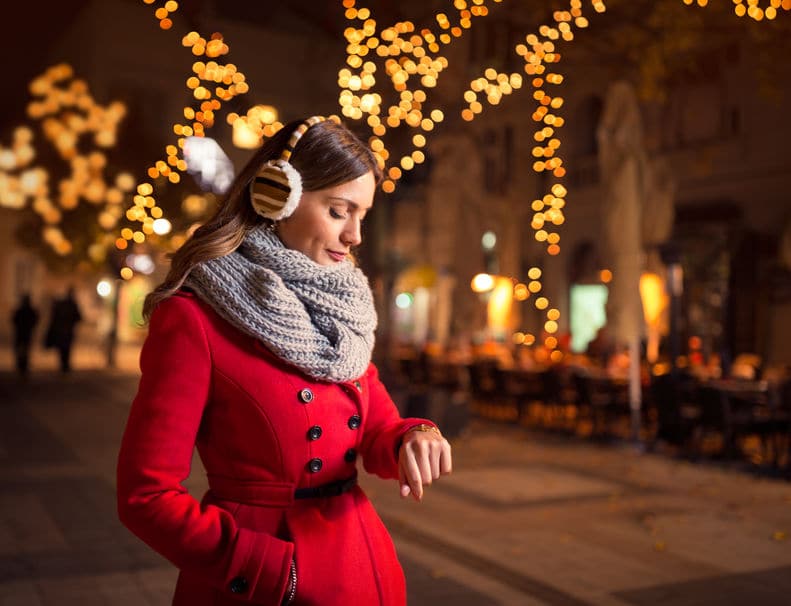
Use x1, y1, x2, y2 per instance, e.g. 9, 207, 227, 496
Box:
407, 423, 441, 436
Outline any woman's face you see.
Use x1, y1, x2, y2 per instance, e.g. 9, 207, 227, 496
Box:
276, 171, 375, 266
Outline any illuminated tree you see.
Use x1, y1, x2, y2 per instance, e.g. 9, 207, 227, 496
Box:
0, 64, 136, 273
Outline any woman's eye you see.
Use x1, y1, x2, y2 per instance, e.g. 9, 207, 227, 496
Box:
329, 208, 346, 219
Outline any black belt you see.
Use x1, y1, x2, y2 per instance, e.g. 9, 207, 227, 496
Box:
294, 473, 358, 499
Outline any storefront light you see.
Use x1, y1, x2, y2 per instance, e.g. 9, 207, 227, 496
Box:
96, 280, 112, 298
471, 272, 494, 293
395, 292, 413, 309
481, 231, 497, 250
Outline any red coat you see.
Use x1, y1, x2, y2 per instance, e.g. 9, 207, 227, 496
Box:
117, 291, 434, 606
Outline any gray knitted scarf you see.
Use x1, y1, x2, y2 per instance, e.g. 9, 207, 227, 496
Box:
184, 226, 377, 382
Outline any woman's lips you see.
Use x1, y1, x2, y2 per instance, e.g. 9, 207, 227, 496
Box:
327, 250, 347, 262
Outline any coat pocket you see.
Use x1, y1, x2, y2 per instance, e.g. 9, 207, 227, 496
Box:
284, 491, 393, 606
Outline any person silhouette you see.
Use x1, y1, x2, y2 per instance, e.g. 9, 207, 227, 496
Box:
11, 293, 39, 375
45, 287, 82, 372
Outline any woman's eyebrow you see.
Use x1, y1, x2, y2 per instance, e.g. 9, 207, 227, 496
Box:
328, 196, 359, 210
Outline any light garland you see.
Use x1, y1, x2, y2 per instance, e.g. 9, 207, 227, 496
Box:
117, 1, 277, 271
0, 63, 133, 260
338, 0, 507, 194
684, 0, 791, 20
143, 0, 179, 30
337, 0, 570, 351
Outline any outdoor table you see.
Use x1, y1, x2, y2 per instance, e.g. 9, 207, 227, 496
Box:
703, 379, 785, 463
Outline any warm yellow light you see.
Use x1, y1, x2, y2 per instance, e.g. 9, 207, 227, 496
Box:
471, 272, 495, 293
232, 118, 261, 149
639, 273, 667, 326
514, 283, 529, 301
488, 277, 514, 334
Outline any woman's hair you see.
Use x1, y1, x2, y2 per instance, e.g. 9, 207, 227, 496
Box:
142, 118, 381, 320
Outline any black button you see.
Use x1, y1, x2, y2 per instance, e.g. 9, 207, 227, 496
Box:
228, 576, 249, 594
307, 426, 323, 441
353, 380, 362, 392
348, 414, 361, 430
298, 388, 314, 403
308, 458, 323, 473
344, 448, 357, 463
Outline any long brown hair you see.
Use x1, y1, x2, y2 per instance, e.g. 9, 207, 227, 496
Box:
143, 118, 381, 320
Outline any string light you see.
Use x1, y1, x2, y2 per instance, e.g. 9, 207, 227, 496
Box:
143, 0, 180, 30
120, 3, 273, 263
728, 0, 791, 20
338, 0, 504, 194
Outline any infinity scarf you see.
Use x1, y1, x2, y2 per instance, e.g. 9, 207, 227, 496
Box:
184, 226, 377, 382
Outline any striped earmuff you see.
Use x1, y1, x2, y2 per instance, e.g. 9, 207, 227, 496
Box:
249, 116, 326, 221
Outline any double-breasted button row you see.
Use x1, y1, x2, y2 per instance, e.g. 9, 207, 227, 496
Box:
344, 448, 357, 463
307, 458, 323, 473
307, 425, 322, 441
348, 414, 361, 430
298, 388, 314, 403
228, 576, 248, 594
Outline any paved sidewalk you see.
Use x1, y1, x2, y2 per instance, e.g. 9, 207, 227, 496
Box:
1, 365, 790, 605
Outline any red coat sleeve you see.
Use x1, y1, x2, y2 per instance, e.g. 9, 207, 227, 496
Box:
116, 295, 293, 605
358, 363, 437, 479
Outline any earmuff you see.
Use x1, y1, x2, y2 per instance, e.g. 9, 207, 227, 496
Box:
249, 116, 326, 221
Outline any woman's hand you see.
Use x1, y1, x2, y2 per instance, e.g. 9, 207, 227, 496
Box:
397, 425, 452, 501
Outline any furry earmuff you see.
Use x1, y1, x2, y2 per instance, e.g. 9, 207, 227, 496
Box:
249, 116, 326, 221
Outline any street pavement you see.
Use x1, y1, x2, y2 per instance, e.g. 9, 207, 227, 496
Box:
1, 348, 790, 605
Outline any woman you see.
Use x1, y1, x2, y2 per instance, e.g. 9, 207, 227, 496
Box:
117, 116, 452, 606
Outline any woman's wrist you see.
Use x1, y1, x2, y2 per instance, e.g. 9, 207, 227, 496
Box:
396, 423, 442, 458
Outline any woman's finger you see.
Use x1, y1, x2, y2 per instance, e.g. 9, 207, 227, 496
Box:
414, 440, 433, 487
429, 441, 441, 480
398, 463, 411, 498
440, 440, 453, 475
402, 448, 424, 501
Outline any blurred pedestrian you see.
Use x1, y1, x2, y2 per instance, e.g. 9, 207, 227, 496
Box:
117, 117, 452, 606
44, 287, 82, 372
11, 293, 39, 375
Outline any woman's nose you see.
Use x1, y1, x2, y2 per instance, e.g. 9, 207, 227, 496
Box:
342, 218, 362, 247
